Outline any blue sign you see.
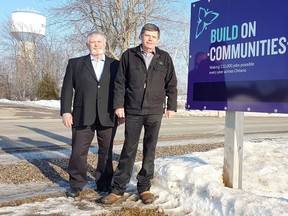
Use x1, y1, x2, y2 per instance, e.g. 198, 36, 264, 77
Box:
186, 0, 288, 113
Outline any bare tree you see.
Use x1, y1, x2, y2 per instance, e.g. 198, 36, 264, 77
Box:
157, 2, 191, 94
0, 17, 75, 100
49, 0, 177, 59
0, 19, 19, 99
48, 0, 192, 93
36, 33, 77, 88
0, 61, 13, 99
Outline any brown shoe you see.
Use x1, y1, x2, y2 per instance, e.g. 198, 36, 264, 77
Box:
140, 191, 154, 204
100, 193, 123, 204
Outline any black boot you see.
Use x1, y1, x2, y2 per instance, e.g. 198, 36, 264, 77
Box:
66, 187, 82, 198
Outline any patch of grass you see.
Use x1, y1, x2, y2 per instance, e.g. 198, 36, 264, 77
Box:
96, 207, 167, 216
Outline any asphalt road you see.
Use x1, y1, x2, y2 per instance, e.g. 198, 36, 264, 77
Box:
1, 102, 288, 153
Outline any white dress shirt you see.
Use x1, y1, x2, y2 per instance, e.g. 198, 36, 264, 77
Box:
91, 55, 105, 81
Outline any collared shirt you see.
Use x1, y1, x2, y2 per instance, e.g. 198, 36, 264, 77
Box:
91, 55, 105, 81
140, 46, 155, 70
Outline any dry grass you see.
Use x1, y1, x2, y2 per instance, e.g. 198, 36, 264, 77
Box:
96, 207, 167, 216
0, 142, 223, 214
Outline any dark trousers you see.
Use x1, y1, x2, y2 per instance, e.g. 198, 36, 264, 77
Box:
112, 114, 162, 195
68, 118, 117, 190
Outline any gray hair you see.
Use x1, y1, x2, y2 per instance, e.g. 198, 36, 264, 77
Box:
86, 31, 107, 45
140, 23, 160, 38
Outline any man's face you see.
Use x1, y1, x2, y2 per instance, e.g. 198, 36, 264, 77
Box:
87, 34, 106, 56
140, 30, 159, 52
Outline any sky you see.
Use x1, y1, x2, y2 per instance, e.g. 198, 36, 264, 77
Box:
0, 99, 288, 215
0, 0, 59, 21
0, 0, 199, 22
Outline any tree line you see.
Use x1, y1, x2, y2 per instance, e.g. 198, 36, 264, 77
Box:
0, 0, 190, 101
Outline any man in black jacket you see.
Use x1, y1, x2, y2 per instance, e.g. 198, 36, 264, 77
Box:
101, 23, 177, 204
60, 32, 119, 197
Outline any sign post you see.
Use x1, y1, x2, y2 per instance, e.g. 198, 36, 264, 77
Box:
223, 111, 243, 189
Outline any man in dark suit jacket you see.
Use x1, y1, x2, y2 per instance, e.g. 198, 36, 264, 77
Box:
60, 32, 119, 197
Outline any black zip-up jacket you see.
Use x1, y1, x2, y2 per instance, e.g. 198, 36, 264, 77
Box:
113, 45, 178, 115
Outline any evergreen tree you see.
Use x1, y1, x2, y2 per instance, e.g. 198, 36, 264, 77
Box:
36, 73, 59, 100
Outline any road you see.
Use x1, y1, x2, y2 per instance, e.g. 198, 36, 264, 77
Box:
1, 102, 288, 153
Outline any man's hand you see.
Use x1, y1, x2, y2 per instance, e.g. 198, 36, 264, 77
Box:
62, 113, 73, 128
115, 108, 125, 125
164, 110, 176, 119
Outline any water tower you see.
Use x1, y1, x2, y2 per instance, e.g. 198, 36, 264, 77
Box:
11, 9, 46, 61
10, 9, 46, 100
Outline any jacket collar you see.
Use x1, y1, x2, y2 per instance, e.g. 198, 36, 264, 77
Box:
83, 54, 97, 80
132, 45, 161, 54
132, 45, 161, 61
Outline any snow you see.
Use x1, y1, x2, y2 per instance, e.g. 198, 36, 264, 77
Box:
0, 99, 288, 216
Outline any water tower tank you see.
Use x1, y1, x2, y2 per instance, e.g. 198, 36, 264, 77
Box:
10, 9, 46, 42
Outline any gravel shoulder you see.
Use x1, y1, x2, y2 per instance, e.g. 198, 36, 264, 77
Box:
0, 142, 223, 208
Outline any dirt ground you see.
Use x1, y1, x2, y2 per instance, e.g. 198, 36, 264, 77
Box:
0, 142, 223, 215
